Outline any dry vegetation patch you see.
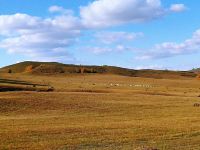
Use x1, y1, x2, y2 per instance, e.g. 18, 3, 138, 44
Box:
0, 74, 200, 149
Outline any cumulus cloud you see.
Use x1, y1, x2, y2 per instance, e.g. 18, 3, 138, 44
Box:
0, 1, 187, 62
0, 13, 41, 36
170, 4, 186, 12
81, 0, 168, 28
94, 31, 143, 44
0, 12, 81, 62
137, 29, 200, 60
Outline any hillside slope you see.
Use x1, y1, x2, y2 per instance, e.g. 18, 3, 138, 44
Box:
0, 61, 197, 79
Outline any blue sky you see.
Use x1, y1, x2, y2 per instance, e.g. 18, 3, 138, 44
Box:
0, 0, 199, 70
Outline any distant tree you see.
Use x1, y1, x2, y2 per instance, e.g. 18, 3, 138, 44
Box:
192, 68, 196, 70
59, 70, 65, 73
90, 68, 94, 73
75, 68, 80, 73
80, 67, 85, 74
90, 68, 97, 73
8, 69, 12, 73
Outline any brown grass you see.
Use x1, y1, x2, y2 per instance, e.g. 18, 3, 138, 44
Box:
0, 73, 200, 149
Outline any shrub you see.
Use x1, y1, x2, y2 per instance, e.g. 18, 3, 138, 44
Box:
25, 65, 33, 72
8, 69, 12, 73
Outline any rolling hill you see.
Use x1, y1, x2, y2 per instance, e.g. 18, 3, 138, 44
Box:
0, 61, 197, 79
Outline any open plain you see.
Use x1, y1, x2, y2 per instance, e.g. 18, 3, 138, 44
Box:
0, 72, 200, 150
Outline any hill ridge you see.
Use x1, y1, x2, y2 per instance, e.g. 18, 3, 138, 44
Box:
0, 61, 197, 79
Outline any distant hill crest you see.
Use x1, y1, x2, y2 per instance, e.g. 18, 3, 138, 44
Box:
0, 61, 197, 79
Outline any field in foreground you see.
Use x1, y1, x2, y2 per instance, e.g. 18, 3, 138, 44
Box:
0, 73, 200, 149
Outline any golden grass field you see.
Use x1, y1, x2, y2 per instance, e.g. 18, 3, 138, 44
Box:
1, 73, 200, 150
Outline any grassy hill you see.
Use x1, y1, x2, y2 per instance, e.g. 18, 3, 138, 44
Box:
1, 64, 200, 149
0, 61, 197, 79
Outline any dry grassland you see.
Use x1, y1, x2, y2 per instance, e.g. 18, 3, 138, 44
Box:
0, 73, 200, 149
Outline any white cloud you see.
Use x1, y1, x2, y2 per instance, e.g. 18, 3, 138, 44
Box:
94, 31, 143, 44
80, 0, 167, 28
0, 12, 81, 62
82, 31, 143, 54
170, 4, 186, 12
49, 5, 74, 15
0, 2, 187, 63
137, 29, 200, 59
0, 13, 41, 36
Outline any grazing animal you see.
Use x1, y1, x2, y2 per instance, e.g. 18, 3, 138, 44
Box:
115, 84, 119, 86
47, 86, 54, 92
